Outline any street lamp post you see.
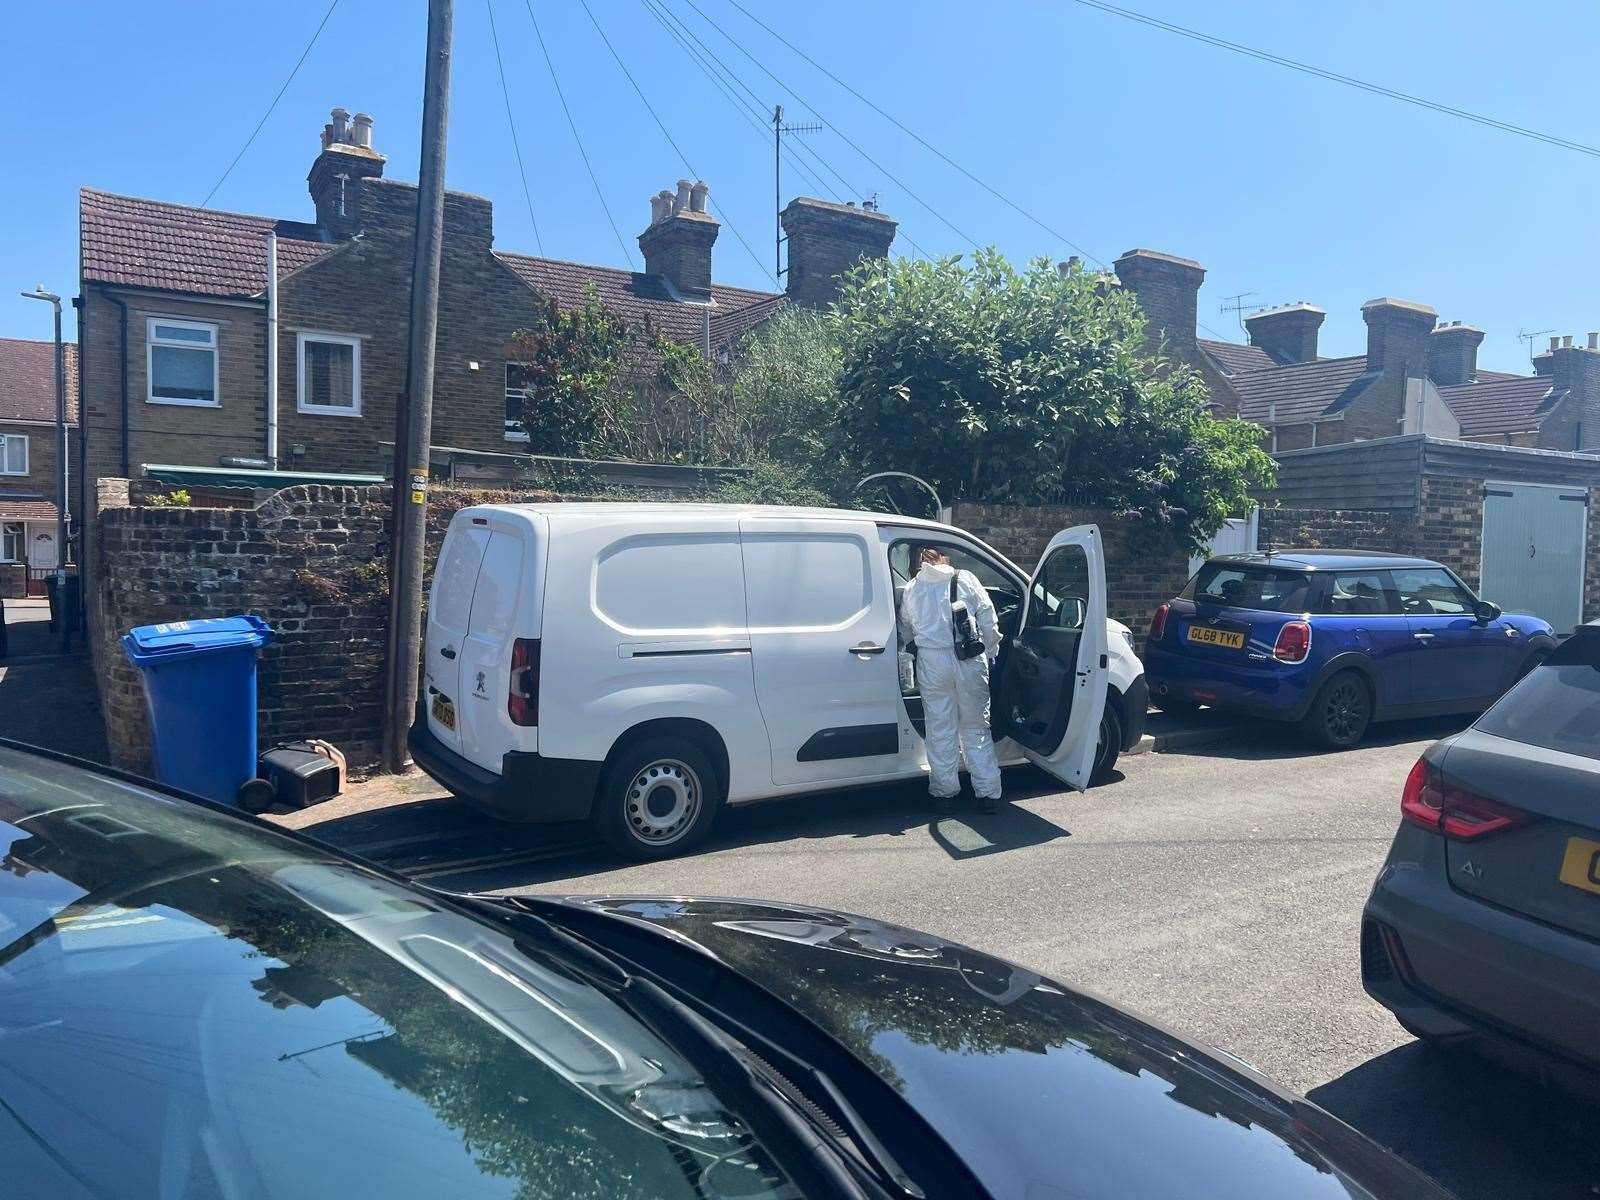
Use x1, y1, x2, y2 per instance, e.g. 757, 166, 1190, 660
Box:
20, 285, 69, 653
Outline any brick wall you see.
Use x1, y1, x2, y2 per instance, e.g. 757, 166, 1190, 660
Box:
950, 502, 1192, 637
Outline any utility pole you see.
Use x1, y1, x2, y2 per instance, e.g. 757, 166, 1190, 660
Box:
20, 286, 68, 652
772, 104, 821, 279
383, 0, 454, 772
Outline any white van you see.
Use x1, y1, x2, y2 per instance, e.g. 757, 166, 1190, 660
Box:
409, 503, 1147, 859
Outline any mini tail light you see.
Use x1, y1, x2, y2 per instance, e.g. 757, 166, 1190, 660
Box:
1149, 604, 1170, 642
1273, 621, 1312, 663
508, 638, 540, 726
1400, 755, 1524, 839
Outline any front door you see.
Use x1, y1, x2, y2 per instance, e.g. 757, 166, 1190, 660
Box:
993, 526, 1108, 790
741, 518, 903, 786
1394, 565, 1516, 706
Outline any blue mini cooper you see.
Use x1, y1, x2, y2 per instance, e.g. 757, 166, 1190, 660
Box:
1144, 551, 1558, 747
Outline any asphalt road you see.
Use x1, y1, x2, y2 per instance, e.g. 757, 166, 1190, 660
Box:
294, 721, 1600, 1199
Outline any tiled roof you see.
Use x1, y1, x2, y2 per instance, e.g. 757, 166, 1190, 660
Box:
709, 294, 790, 348
1233, 356, 1370, 425
1439, 374, 1561, 436
0, 494, 58, 522
1198, 338, 1275, 376
0, 338, 78, 424
80, 188, 332, 297
494, 251, 781, 350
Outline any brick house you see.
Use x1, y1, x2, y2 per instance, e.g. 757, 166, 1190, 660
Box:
0, 337, 78, 596
76, 108, 897, 494
1107, 247, 1598, 451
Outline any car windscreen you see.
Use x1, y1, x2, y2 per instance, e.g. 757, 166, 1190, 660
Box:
0, 745, 799, 1200
1475, 632, 1600, 760
1183, 563, 1312, 613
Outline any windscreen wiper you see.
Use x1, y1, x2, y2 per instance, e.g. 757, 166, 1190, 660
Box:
456, 892, 920, 1199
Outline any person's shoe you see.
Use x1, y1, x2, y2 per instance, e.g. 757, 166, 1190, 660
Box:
978, 795, 1000, 815
932, 794, 956, 816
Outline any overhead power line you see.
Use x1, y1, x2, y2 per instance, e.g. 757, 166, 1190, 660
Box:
485, 0, 544, 254
523, 0, 637, 269
640, 0, 834, 199
1071, 0, 1600, 160
576, 0, 778, 285
714, 0, 1102, 264
201, 0, 341, 207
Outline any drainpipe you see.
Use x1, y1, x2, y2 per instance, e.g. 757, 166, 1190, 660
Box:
265, 231, 279, 470
100, 286, 131, 478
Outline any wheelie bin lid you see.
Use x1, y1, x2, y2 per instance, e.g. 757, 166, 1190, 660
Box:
122, 615, 273, 665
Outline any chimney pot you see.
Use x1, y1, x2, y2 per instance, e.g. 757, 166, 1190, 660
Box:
1551, 336, 1562, 351
690, 180, 709, 213
649, 193, 669, 225
1564, 335, 1575, 349
352, 112, 374, 148
331, 107, 350, 143
1589, 332, 1599, 351
674, 180, 693, 213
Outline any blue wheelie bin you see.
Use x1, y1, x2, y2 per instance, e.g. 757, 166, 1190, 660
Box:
122, 616, 273, 808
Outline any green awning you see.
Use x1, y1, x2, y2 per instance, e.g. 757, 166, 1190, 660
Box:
141, 464, 385, 488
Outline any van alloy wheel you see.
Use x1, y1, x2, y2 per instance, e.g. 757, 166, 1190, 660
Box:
624, 758, 701, 846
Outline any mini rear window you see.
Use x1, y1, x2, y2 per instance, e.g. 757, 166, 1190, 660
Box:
1183, 564, 1311, 613
1476, 633, 1600, 760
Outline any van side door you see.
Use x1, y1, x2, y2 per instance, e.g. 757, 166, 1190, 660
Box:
740, 518, 903, 786
993, 525, 1108, 790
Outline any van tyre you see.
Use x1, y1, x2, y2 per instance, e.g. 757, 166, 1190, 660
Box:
1091, 702, 1122, 785
1301, 671, 1371, 750
595, 738, 721, 860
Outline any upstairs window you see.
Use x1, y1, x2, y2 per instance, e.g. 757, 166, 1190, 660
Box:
147, 319, 219, 406
0, 434, 27, 476
297, 333, 361, 416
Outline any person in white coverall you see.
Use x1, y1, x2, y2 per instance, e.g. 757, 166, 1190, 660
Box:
898, 546, 1003, 812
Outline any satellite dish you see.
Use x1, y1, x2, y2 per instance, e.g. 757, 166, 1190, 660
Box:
851, 472, 943, 521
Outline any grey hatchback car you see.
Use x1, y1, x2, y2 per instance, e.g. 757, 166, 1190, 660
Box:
1363, 624, 1600, 1092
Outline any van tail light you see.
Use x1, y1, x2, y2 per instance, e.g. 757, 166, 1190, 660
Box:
1400, 755, 1525, 840
1273, 621, 1312, 663
1149, 604, 1170, 642
508, 638, 540, 727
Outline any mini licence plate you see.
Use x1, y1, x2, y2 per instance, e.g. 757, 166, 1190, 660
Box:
1187, 626, 1246, 650
1557, 837, 1600, 897
430, 693, 457, 732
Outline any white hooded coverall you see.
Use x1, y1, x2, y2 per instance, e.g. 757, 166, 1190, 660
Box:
898, 561, 1003, 800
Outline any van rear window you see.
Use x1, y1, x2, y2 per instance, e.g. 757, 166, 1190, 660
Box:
1184, 564, 1312, 613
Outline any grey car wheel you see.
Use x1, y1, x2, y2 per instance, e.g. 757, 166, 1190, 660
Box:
1301, 671, 1372, 750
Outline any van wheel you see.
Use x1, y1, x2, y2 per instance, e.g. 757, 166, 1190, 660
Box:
1301, 671, 1371, 749
594, 738, 721, 860
1091, 703, 1122, 785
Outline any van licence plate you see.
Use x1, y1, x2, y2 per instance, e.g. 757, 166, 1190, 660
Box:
1187, 626, 1246, 650
431, 693, 457, 732
1558, 837, 1600, 896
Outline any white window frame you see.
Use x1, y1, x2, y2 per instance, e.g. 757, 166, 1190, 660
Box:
0, 434, 27, 476
296, 332, 363, 417
146, 317, 220, 408
0, 523, 21, 564
504, 360, 530, 442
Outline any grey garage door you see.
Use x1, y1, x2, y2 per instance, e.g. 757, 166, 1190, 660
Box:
1479, 481, 1587, 633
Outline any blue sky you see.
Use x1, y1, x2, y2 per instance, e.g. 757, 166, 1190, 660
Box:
3, 0, 1596, 374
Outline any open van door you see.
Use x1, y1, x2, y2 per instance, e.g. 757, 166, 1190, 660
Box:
994, 525, 1108, 790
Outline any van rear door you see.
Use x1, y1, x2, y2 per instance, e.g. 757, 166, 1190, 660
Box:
993, 525, 1108, 790
458, 529, 529, 771
424, 519, 492, 751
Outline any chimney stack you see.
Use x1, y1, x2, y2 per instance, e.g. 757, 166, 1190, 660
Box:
308, 106, 386, 237
1545, 334, 1600, 451
1113, 248, 1205, 355
639, 181, 719, 298
1244, 303, 1325, 365
1427, 320, 1486, 386
1361, 298, 1437, 376
779, 196, 897, 309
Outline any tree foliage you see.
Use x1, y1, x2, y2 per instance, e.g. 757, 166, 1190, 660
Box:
507, 288, 632, 458
831, 251, 1275, 551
